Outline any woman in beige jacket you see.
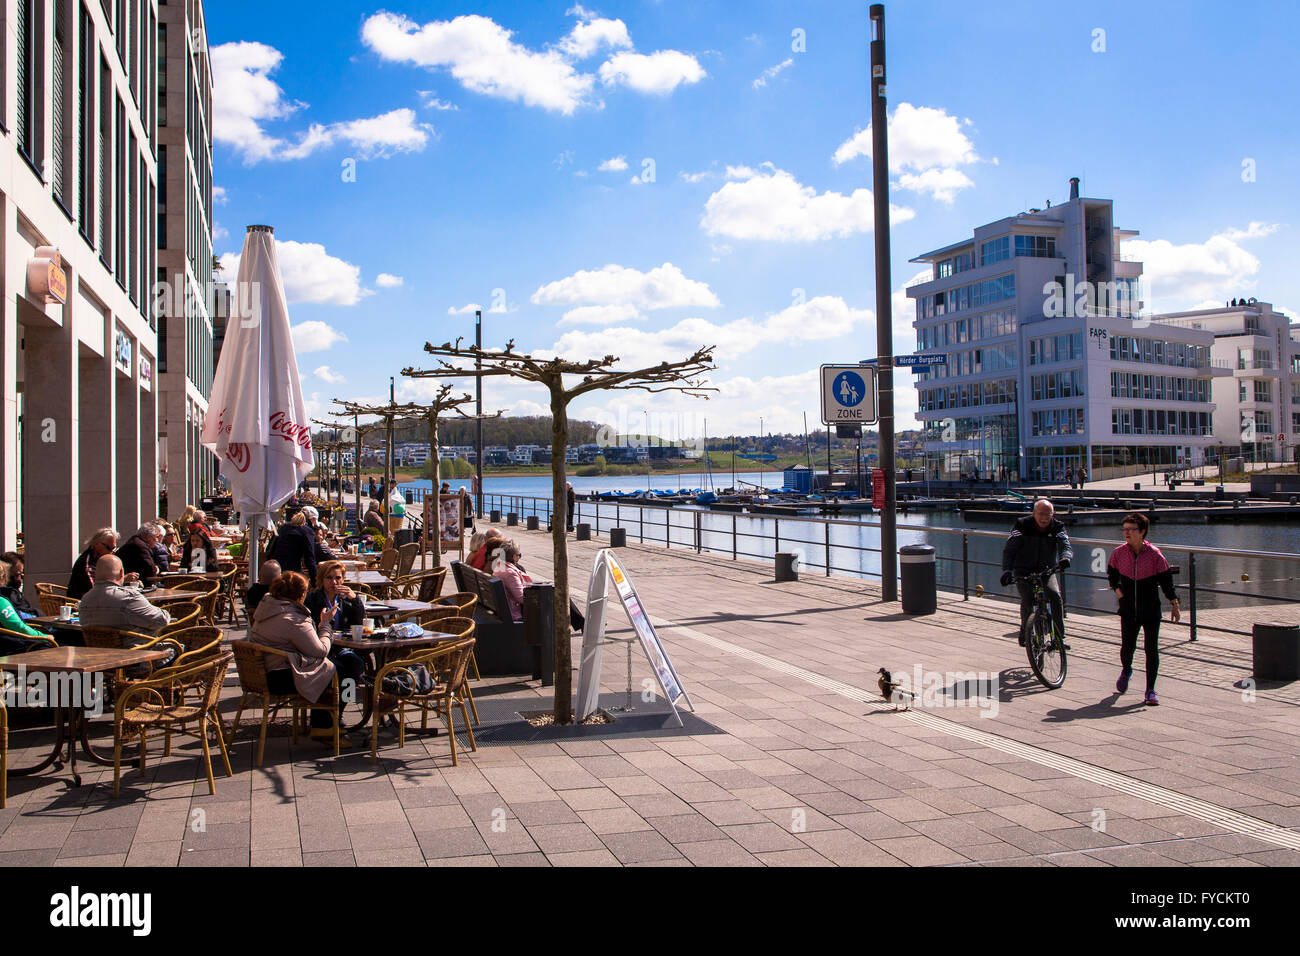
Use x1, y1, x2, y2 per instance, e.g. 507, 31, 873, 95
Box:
249, 571, 359, 733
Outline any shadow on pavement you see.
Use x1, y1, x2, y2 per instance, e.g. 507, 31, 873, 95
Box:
1042, 694, 1149, 722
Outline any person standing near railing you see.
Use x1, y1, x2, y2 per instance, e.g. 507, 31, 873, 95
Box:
1107, 512, 1179, 706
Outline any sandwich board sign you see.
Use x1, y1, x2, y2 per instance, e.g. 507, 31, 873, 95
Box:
821, 364, 878, 426
576, 549, 693, 726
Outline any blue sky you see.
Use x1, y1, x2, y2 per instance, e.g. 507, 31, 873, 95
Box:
207, 0, 1299, 440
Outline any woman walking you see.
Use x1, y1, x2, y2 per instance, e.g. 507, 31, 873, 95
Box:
1107, 513, 1180, 705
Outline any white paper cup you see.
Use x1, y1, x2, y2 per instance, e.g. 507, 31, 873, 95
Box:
59, 605, 74, 620
363, 618, 375, 631
351, 624, 365, 640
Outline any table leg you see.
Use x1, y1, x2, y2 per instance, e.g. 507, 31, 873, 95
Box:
7, 705, 69, 777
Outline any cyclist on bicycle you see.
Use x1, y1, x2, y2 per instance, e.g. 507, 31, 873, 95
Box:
1000, 499, 1072, 647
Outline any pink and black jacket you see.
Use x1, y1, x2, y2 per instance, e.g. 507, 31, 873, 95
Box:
1107, 541, 1178, 621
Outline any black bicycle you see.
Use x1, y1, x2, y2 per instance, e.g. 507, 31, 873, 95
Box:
1014, 566, 1068, 688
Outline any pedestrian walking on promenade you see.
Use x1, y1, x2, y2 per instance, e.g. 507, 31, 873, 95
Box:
1107, 512, 1179, 706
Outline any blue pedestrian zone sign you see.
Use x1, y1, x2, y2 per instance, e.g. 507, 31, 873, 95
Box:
821, 364, 878, 425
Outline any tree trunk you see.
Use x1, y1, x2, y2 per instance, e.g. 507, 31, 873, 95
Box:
427, 415, 441, 571
550, 386, 573, 723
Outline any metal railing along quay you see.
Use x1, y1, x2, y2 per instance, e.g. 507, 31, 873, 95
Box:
476, 493, 1300, 643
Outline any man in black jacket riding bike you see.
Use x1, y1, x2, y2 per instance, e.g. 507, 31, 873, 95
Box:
1000, 499, 1073, 648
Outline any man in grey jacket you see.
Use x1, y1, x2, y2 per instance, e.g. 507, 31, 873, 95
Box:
1000, 499, 1073, 648
78, 555, 173, 636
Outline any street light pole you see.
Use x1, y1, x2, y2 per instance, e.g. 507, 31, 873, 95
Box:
870, 3, 898, 602
644, 410, 651, 492
475, 309, 484, 517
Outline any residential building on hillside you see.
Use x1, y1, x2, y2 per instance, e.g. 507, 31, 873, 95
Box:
3, 0, 160, 592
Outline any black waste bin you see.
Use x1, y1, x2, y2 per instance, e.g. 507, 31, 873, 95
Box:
610, 528, 627, 548
900, 544, 936, 614
1253, 622, 1300, 681
526, 515, 539, 530
393, 528, 417, 547
576, 523, 591, 541
490, 509, 501, 522
506, 513, 518, 526
775, 552, 798, 582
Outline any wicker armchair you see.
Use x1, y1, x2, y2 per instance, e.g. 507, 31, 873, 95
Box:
378, 548, 399, 577
34, 583, 68, 598
112, 653, 234, 796
0, 625, 58, 650
396, 542, 419, 578
37, 593, 79, 618
230, 640, 340, 766
81, 626, 183, 687
433, 591, 477, 616
168, 580, 220, 626
215, 564, 241, 625
158, 602, 202, 636
1, 691, 6, 809
416, 567, 447, 601
370, 628, 477, 766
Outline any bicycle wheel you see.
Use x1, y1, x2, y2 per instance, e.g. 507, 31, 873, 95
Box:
1026, 608, 1067, 689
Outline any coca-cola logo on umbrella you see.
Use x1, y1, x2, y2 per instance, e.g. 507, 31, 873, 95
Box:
226, 442, 251, 473
270, 410, 312, 452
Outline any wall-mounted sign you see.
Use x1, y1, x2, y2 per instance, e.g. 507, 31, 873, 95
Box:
27, 246, 67, 304
114, 329, 132, 374
139, 354, 152, 387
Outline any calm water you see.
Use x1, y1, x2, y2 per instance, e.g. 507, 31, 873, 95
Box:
398, 472, 1299, 613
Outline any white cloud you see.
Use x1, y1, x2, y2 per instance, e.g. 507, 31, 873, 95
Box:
448, 302, 482, 315
598, 51, 705, 95
362, 12, 596, 115
212, 222, 229, 242
213, 185, 228, 205
598, 155, 628, 172
417, 90, 459, 111
558, 304, 643, 326
701, 165, 914, 241
219, 240, 369, 306
896, 167, 975, 205
211, 41, 432, 163
1124, 222, 1281, 312
532, 262, 721, 311
832, 103, 981, 204
833, 103, 980, 171
752, 58, 793, 90
291, 321, 349, 354
279, 108, 434, 161
376, 273, 404, 288
314, 365, 346, 384
210, 41, 301, 163
558, 16, 632, 59
679, 169, 714, 183
892, 268, 934, 341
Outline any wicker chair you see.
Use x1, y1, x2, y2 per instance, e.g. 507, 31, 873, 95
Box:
396, 542, 419, 578
215, 564, 241, 625
230, 640, 340, 766
81, 626, 184, 685
168, 580, 221, 626
415, 567, 447, 602
0, 625, 58, 650
378, 548, 399, 577
37, 593, 79, 618
433, 591, 477, 616
34, 583, 68, 599
370, 627, 477, 766
112, 653, 234, 796
158, 602, 202, 636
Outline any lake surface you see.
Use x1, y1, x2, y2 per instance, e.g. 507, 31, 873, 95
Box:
398, 471, 1298, 614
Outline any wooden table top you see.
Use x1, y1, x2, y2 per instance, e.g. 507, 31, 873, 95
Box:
156, 570, 224, 580
362, 599, 434, 618
142, 588, 203, 603
28, 615, 83, 630
330, 628, 458, 651
344, 570, 392, 585
0, 646, 170, 674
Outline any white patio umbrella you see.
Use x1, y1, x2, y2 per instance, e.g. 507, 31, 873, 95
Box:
199, 225, 313, 578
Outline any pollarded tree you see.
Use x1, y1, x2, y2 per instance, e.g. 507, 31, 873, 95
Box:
402, 340, 715, 723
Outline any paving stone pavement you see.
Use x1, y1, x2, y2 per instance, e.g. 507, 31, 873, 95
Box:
2, 527, 1297, 868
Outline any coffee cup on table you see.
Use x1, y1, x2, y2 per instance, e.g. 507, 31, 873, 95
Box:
59, 605, 74, 620
363, 617, 375, 636
351, 624, 365, 640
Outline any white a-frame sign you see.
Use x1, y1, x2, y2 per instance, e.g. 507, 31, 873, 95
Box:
576, 549, 693, 726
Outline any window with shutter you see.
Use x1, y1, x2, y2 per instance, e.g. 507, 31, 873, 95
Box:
17, 0, 33, 160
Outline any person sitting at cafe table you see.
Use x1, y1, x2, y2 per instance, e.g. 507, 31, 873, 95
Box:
117, 523, 164, 585
245, 560, 281, 616
363, 501, 385, 532
249, 571, 362, 737
305, 560, 365, 633
151, 521, 174, 572
0, 559, 52, 654
468, 528, 504, 572
68, 527, 128, 599
181, 524, 220, 571
78, 555, 173, 637
271, 511, 318, 582
312, 524, 337, 564
0, 551, 39, 618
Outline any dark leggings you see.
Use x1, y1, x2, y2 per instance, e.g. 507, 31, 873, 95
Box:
267, 650, 365, 729
1120, 617, 1160, 692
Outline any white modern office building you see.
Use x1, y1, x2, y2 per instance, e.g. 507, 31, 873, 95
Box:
3, 0, 159, 591
156, 0, 214, 513
1150, 300, 1300, 464
907, 178, 1230, 483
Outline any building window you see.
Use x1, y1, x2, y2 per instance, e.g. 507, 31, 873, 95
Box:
16, 0, 41, 167
1254, 381, 1272, 403
78, 5, 95, 241
980, 236, 1009, 266
99, 52, 111, 264
1015, 234, 1056, 258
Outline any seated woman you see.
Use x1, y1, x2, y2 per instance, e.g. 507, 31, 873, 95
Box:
152, 521, 174, 572
180, 525, 220, 571
304, 560, 365, 633
491, 539, 530, 623
248, 571, 363, 736
0, 559, 51, 654
363, 502, 385, 532
467, 528, 504, 571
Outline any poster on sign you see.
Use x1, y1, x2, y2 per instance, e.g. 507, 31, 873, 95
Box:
575, 549, 691, 724
872, 468, 886, 510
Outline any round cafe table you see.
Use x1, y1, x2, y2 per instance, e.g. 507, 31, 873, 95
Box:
330, 627, 460, 733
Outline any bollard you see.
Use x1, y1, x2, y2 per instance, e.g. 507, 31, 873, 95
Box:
506, 512, 518, 526
490, 509, 501, 522
1134, 483, 1141, 491
1253, 622, 1300, 681
610, 528, 627, 548
576, 523, 591, 541
526, 515, 539, 531
775, 552, 798, 582
900, 544, 936, 614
